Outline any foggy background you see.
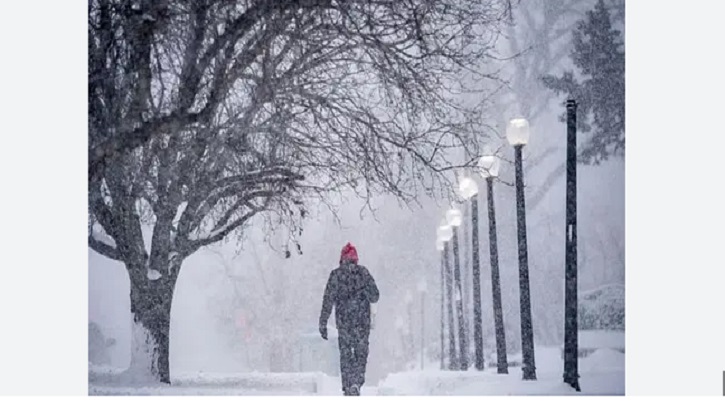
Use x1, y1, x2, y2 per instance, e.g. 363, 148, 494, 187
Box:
88, 0, 624, 386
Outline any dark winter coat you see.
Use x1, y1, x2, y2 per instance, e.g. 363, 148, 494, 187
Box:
319, 261, 380, 332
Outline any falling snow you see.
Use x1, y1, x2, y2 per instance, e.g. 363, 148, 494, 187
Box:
88, 0, 624, 396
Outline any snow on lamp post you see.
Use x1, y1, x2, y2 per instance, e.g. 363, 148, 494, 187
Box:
478, 148, 508, 374
437, 221, 457, 370
507, 118, 536, 380
436, 237, 446, 370
445, 207, 468, 371
458, 176, 485, 371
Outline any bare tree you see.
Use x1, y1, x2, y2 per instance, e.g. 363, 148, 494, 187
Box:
89, 0, 317, 182
88, 0, 509, 383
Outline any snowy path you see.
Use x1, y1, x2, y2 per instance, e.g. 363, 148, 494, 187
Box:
375, 348, 624, 396
89, 348, 623, 396
89, 367, 377, 396
90, 386, 310, 396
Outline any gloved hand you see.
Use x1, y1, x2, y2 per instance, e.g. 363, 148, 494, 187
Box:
319, 324, 328, 340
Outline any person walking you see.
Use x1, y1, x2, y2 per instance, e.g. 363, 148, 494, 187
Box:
319, 242, 380, 396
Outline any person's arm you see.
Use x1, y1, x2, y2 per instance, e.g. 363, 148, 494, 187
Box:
319, 271, 337, 338
362, 267, 380, 304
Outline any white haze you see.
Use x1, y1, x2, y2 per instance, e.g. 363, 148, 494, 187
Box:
89, 161, 623, 385
89, 0, 623, 387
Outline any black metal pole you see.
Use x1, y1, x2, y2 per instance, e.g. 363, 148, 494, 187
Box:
440, 254, 446, 370
487, 177, 508, 374
514, 144, 536, 380
407, 298, 414, 364
452, 226, 468, 371
563, 99, 581, 391
461, 202, 472, 366
444, 241, 458, 370
421, 289, 425, 370
471, 195, 485, 371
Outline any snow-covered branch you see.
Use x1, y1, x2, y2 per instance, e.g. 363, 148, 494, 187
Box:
88, 232, 121, 261
187, 208, 261, 252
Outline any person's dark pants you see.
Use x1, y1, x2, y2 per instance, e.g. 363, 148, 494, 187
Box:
337, 326, 370, 396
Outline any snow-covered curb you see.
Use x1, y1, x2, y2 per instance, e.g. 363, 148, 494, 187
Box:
377, 368, 623, 396
88, 347, 624, 395
377, 348, 624, 396
89, 366, 334, 395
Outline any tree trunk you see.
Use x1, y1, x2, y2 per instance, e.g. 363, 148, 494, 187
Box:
127, 264, 180, 384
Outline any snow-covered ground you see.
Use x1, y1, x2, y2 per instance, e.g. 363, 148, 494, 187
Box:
377, 347, 623, 396
89, 346, 623, 396
378, 348, 624, 396
90, 366, 330, 395
89, 367, 378, 396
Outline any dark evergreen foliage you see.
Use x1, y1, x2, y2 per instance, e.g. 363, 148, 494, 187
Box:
542, 0, 624, 164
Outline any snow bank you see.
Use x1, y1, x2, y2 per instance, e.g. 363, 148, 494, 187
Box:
89, 346, 624, 395
498, 345, 569, 374
377, 346, 624, 396
90, 385, 309, 396
173, 371, 326, 392
376, 368, 582, 396
377, 367, 623, 396
89, 367, 332, 395
377, 369, 489, 395
580, 348, 625, 373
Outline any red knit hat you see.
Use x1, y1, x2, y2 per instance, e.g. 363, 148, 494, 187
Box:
340, 242, 359, 264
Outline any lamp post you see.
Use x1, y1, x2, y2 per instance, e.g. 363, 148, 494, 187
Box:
478, 149, 509, 374
405, 290, 414, 365
437, 238, 445, 370
563, 99, 581, 391
446, 208, 468, 371
438, 222, 457, 370
418, 279, 428, 370
507, 118, 536, 380
395, 316, 406, 370
458, 176, 484, 371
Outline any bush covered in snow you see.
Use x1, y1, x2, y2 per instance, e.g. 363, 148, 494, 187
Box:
579, 284, 624, 331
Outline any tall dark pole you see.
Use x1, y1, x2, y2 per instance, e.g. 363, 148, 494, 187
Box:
461, 157, 472, 368
421, 289, 425, 370
452, 226, 468, 371
444, 241, 458, 370
406, 295, 414, 364
470, 195, 485, 371
486, 177, 508, 374
461, 201, 472, 366
563, 99, 581, 391
514, 144, 536, 380
440, 254, 446, 370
